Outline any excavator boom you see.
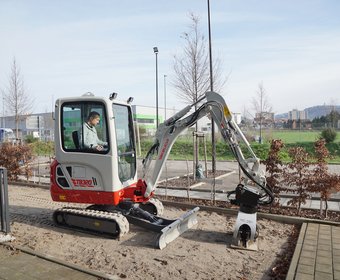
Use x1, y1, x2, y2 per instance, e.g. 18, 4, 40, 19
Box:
142, 91, 274, 250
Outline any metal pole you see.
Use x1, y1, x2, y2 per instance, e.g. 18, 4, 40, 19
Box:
153, 47, 159, 129
0, 168, 10, 234
207, 0, 216, 173
2, 95, 5, 127
260, 91, 263, 143
164, 74, 167, 120
156, 52, 159, 128
193, 131, 196, 181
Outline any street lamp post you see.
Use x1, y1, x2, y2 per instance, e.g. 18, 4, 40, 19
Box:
164, 74, 167, 120
153, 47, 159, 129
2, 96, 4, 127
207, 0, 216, 173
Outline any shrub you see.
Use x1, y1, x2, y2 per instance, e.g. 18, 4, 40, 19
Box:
320, 128, 337, 143
310, 139, 340, 217
25, 135, 39, 144
283, 147, 313, 215
0, 143, 34, 180
261, 139, 285, 208
29, 141, 54, 156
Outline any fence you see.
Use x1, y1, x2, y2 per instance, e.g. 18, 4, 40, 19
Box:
0, 168, 10, 234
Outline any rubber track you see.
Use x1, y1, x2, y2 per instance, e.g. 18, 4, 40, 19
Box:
54, 207, 130, 238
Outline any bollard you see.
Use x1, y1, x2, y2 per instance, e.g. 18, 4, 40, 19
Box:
0, 167, 10, 234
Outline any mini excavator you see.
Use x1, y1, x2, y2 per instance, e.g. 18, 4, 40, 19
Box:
50, 91, 273, 250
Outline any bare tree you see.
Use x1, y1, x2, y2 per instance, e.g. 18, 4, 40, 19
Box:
172, 13, 226, 105
283, 147, 313, 216
328, 98, 338, 128
310, 139, 340, 218
261, 139, 285, 211
172, 13, 227, 174
4, 58, 34, 138
252, 82, 272, 143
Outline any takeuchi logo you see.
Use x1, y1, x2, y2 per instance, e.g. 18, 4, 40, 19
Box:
71, 178, 94, 188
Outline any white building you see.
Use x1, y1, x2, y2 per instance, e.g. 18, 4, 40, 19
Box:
288, 109, 308, 120
132, 105, 177, 134
0, 113, 54, 141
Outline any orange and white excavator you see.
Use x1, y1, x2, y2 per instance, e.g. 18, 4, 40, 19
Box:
50, 91, 273, 250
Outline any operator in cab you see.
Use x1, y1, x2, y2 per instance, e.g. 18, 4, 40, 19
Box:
83, 111, 107, 151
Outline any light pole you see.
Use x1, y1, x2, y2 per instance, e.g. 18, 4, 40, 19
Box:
2, 95, 5, 127
207, 0, 216, 173
164, 74, 167, 120
153, 47, 159, 129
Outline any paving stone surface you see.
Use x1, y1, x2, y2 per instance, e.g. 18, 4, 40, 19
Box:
0, 245, 112, 280
287, 223, 340, 280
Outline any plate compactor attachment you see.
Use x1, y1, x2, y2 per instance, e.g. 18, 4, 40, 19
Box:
229, 185, 260, 251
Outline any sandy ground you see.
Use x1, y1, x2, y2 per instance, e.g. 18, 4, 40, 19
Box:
6, 185, 295, 280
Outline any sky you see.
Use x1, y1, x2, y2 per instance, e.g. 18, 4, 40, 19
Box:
0, 0, 339, 115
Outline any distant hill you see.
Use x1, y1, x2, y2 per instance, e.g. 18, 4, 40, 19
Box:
275, 112, 288, 119
305, 105, 340, 120
275, 105, 340, 120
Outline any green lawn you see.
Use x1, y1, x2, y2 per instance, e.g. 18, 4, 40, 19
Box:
266, 130, 340, 144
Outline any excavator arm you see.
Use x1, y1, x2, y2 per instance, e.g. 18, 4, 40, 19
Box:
142, 91, 273, 203
142, 91, 274, 250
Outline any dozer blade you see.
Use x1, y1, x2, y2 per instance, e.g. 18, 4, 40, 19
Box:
122, 203, 200, 249
157, 206, 200, 250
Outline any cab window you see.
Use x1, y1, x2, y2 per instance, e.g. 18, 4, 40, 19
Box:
61, 102, 109, 153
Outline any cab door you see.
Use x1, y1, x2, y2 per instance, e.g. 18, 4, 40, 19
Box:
112, 103, 136, 184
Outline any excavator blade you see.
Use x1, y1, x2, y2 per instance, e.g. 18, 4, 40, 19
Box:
156, 206, 200, 250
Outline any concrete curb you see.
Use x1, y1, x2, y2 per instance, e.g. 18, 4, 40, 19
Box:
285, 223, 307, 280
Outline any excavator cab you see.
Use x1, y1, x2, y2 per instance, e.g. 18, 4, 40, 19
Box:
51, 94, 139, 204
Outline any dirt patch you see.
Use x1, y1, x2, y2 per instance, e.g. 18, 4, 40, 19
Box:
7, 185, 297, 280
